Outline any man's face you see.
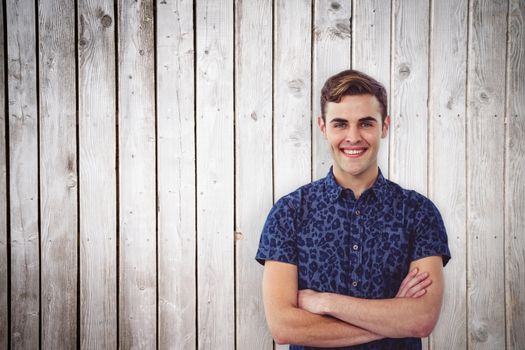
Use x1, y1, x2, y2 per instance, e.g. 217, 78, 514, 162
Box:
318, 94, 390, 184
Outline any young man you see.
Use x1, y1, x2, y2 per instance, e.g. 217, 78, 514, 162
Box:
256, 70, 451, 349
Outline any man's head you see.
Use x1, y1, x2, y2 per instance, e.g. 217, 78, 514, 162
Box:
320, 69, 388, 124
318, 70, 390, 188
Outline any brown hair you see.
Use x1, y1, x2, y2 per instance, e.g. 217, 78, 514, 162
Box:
320, 69, 388, 122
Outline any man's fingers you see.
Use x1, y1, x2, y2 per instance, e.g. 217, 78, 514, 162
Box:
396, 270, 430, 297
405, 277, 432, 297
397, 268, 418, 294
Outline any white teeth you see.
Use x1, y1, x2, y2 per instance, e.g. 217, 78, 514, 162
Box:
343, 149, 364, 155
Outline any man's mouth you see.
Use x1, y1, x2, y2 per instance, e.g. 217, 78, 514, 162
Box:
340, 148, 367, 158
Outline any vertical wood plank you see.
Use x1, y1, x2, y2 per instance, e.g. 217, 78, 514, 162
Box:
6, 0, 40, 347
0, 2, 7, 348
312, 0, 351, 180
118, 0, 156, 348
156, 0, 196, 348
467, 0, 507, 349
234, 0, 273, 348
390, 0, 429, 193
196, 1, 234, 348
274, 1, 311, 348
274, 0, 311, 197
428, 0, 468, 349
78, 0, 117, 348
38, 1, 77, 347
506, 0, 525, 348
352, 0, 391, 175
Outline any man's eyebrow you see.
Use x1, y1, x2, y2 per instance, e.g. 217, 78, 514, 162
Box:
359, 116, 378, 122
329, 118, 348, 123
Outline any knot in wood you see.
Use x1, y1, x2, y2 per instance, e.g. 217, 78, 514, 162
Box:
101, 15, 112, 28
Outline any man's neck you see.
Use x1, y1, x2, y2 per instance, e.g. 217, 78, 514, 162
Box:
333, 167, 378, 199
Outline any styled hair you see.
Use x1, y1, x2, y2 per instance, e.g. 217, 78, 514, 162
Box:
320, 69, 388, 122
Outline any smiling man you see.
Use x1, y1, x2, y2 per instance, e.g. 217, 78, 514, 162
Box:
256, 70, 451, 349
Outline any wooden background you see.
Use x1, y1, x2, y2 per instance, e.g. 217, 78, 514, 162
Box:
0, 0, 524, 349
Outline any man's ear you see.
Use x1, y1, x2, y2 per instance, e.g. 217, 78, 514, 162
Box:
317, 116, 327, 138
381, 115, 391, 138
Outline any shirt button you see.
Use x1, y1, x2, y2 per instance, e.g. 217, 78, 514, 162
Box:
352, 281, 358, 287
355, 210, 361, 216
352, 244, 359, 251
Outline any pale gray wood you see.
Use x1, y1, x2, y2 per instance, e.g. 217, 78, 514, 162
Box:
78, 0, 117, 348
312, 0, 352, 180
390, 0, 429, 194
391, 3, 430, 347
428, 0, 468, 349
196, 1, 234, 348
352, 0, 391, 176
156, 0, 196, 348
506, 0, 525, 348
118, 1, 157, 348
234, 0, 273, 348
6, 0, 40, 348
274, 1, 311, 349
0, 2, 7, 348
467, 0, 507, 349
274, 0, 312, 198
38, 1, 78, 347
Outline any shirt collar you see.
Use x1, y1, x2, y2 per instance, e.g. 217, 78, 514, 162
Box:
325, 167, 387, 202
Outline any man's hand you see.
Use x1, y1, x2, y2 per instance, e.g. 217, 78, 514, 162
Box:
299, 268, 432, 314
396, 268, 432, 298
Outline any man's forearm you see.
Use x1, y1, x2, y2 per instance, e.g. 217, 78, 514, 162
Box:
269, 304, 382, 347
320, 293, 440, 338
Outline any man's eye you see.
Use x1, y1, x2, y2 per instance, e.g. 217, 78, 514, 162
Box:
334, 123, 346, 128
360, 122, 373, 128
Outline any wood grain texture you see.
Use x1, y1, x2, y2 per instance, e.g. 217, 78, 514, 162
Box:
78, 0, 117, 348
0, 2, 7, 348
118, 0, 157, 348
6, 0, 40, 348
312, 0, 352, 180
352, 0, 391, 176
156, 0, 196, 348
234, 0, 273, 348
390, 0, 429, 193
506, 0, 525, 348
467, 0, 507, 349
196, 1, 234, 348
428, 0, 468, 349
38, 0, 78, 347
274, 0, 312, 198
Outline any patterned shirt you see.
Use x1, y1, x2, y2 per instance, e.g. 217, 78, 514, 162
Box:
256, 167, 451, 350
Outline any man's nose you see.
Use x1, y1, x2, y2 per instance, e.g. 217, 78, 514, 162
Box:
345, 126, 361, 143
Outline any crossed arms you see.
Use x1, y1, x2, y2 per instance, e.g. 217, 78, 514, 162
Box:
262, 256, 444, 347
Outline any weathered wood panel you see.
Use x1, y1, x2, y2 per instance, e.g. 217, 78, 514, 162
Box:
274, 0, 311, 197
467, 0, 507, 349
118, 0, 157, 348
390, 0, 429, 194
312, 0, 352, 180
274, 1, 311, 349
156, 0, 196, 348
353, 0, 391, 175
235, 0, 273, 348
196, 0, 234, 348
0, 2, 7, 348
6, 0, 40, 348
428, 0, 468, 349
78, 0, 117, 348
38, 0, 77, 347
506, 0, 525, 348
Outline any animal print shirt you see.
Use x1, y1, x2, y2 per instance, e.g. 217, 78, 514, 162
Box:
256, 167, 451, 350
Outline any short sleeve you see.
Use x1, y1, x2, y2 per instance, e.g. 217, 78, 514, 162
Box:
255, 197, 298, 265
410, 197, 451, 266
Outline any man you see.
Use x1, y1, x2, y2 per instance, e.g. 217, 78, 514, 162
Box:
255, 70, 450, 349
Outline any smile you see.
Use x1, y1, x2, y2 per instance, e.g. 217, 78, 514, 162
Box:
340, 148, 367, 157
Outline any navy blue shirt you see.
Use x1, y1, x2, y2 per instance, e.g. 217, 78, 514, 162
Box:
256, 168, 451, 350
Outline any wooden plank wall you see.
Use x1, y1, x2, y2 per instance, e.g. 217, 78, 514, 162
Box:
1, 1, 524, 349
